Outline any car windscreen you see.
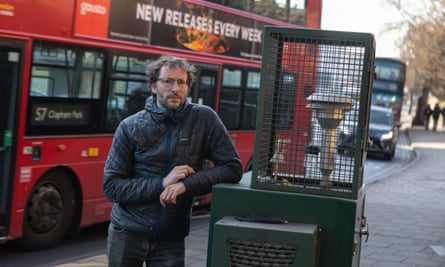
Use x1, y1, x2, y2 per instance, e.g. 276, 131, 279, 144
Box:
370, 110, 393, 125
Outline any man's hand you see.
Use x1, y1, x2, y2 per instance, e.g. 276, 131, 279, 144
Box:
160, 182, 186, 207
162, 165, 195, 188
160, 165, 194, 207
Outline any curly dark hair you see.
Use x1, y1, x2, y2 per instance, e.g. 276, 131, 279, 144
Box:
146, 55, 197, 88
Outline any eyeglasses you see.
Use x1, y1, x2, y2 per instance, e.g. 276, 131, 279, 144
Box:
156, 78, 188, 88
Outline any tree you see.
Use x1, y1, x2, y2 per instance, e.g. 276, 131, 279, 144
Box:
386, 0, 445, 124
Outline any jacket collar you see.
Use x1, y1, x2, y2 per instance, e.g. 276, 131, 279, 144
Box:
145, 96, 191, 123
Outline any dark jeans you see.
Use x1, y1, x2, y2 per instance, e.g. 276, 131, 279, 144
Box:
107, 223, 185, 267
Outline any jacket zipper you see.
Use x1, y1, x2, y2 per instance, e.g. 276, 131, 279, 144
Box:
152, 117, 174, 240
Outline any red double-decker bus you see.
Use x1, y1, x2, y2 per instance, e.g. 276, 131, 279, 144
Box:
0, 0, 321, 249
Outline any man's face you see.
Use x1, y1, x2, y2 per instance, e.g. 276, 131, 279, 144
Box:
151, 66, 189, 110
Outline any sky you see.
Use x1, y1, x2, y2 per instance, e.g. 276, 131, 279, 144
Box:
321, 0, 405, 58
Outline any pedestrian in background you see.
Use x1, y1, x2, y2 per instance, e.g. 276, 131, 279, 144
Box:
103, 55, 242, 267
424, 104, 432, 130
432, 103, 441, 131
442, 106, 445, 129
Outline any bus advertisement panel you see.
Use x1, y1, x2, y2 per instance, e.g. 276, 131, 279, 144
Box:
75, 0, 275, 60
0, 0, 322, 249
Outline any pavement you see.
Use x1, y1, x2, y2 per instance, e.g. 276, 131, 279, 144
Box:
56, 117, 445, 266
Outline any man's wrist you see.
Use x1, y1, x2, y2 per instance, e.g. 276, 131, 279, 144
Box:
181, 180, 188, 192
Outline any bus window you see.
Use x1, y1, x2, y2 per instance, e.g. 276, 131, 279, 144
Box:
222, 68, 242, 87
112, 54, 148, 75
375, 63, 403, 81
192, 67, 218, 109
247, 71, 261, 89
30, 76, 52, 96
277, 73, 297, 130
219, 68, 242, 129
220, 68, 261, 130
219, 88, 242, 129
241, 90, 258, 129
26, 42, 105, 135
31, 42, 103, 99
240, 71, 261, 129
106, 54, 151, 130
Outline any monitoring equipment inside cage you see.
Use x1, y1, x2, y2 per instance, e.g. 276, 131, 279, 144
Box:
252, 27, 375, 198
306, 94, 353, 188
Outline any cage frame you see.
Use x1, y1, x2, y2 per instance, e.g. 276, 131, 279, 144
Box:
251, 27, 376, 199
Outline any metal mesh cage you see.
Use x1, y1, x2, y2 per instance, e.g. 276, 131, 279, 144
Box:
252, 27, 375, 199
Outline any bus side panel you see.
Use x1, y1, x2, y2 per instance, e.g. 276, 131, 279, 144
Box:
274, 43, 317, 176
9, 211, 23, 240
69, 157, 114, 226
8, 137, 113, 239
0, 0, 75, 38
229, 132, 255, 172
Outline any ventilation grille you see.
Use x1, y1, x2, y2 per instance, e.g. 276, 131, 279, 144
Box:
227, 238, 297, 266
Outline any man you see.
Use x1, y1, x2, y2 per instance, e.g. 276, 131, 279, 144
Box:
103, 55, 242, 267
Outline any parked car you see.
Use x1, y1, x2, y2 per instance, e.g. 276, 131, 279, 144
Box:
367, 105, 399, 160
337, 105, 398, 160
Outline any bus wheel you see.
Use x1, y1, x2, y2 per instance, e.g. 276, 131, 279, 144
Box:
19, 171, 75, 250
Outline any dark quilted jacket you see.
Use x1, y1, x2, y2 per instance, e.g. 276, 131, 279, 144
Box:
103, 96, 242, 240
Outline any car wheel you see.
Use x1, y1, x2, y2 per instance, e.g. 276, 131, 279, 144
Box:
391, 149, 396, 158
384, 152, 393, 160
